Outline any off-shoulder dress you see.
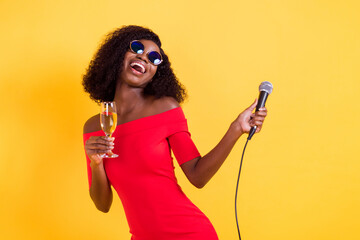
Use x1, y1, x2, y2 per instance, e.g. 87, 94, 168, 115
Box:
83, 107, 218, 240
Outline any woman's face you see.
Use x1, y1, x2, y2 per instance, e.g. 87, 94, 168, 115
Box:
119, 39, 160, 88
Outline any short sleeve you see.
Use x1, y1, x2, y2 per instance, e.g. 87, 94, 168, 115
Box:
168, 131, 201, 165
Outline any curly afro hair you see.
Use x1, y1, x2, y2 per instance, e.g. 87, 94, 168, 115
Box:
82, 25, 187, 104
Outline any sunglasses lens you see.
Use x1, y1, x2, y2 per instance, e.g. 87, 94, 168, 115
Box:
148, 51, 162, 65
130, 41, 144, 54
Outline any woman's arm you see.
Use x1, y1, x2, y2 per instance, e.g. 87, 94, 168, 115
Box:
84, 117, 115, 212
180, 99, 267, 188
87, 146, 113, 213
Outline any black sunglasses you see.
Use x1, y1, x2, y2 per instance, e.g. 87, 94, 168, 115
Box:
129, 40, 163, 66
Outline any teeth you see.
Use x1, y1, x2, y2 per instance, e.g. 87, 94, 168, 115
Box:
130, 62, 146, 73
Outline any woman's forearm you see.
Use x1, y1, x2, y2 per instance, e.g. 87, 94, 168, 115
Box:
190, 123, 243, 188
89, 162, 113, 212
182, 100, 267, 188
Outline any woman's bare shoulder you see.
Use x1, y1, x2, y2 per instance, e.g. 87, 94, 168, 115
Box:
83, 114, 101, 134
151, 96, 180, 113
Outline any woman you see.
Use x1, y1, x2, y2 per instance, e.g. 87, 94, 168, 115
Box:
83, 25, 267, 240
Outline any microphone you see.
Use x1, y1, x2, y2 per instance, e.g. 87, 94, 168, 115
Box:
247, 81, 273, 140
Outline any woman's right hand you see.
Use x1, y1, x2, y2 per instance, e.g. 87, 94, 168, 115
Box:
85, 136, 114, 165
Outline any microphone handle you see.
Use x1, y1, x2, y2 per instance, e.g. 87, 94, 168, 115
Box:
256, 91, 269, 111
247, 91, 269, 140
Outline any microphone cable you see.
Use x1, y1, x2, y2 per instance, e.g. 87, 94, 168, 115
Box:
235, 138, 250, 240
235, 81, 272, 239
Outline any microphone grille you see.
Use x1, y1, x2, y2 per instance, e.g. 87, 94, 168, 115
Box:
259, 81, 273, 94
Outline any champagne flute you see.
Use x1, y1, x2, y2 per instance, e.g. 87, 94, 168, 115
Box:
100, 101, 118, 158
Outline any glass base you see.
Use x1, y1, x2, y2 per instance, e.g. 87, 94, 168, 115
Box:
101, 153, 119, 158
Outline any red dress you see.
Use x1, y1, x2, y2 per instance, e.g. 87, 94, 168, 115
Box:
83, 107, 219, 240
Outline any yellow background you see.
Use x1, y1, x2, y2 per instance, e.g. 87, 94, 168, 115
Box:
1, 0, 359, 239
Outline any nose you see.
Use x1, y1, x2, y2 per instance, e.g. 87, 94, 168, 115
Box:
136, 52, 149, 64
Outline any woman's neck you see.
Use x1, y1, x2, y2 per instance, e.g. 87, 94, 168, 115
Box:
113, 82, 148, 116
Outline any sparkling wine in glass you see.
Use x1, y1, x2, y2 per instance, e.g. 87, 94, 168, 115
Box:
100, 102, 118, 158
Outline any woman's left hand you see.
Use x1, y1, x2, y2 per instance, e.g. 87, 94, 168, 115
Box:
231, 99, 268, 136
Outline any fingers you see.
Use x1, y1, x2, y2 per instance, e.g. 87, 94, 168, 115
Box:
249, 107, 267, 131
85, 136, 115, 156
87, 148, 114, 155
88, 136, 114, 145
256, 107, 267, 115
247, 98, 258, 112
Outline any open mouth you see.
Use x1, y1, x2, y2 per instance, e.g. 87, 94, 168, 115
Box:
130, 62, 146, 74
